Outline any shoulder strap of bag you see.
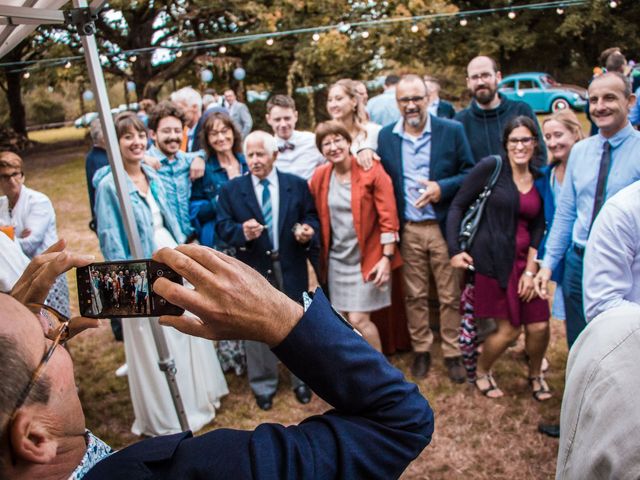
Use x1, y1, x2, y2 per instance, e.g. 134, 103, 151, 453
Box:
486, 154, 502, 191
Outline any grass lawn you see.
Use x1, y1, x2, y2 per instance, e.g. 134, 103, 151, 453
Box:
21, 125, 569, 479
28, 126, 87, 144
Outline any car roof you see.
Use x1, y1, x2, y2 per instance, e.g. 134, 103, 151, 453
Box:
500, 72, 549, 82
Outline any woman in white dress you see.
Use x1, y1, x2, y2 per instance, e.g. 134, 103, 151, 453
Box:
326, 79, 381, 164
93, 112, 228, 437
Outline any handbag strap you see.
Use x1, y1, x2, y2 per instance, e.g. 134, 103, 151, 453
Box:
485, 154, 502, 192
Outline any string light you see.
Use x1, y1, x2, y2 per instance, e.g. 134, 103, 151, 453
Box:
460, 18, 468, 26
361, 30, 370, 38
411, 24, 419, 33
219, 45, 227, 54
175, 50, 183, 58
129, 55, 137, 62
508, 11, 517, 19
556, 7, 564, 14
609, 0, 617, 7
266, 38, 274, 46
23, 72, 30, 79
64, 61, 71, 68
312, 32, 320, 41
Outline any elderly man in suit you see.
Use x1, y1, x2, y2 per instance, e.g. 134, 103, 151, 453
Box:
216, 131, 319, 410
377, 74, 475, 382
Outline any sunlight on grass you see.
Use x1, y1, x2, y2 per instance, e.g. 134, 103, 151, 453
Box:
28, 126, 87, 144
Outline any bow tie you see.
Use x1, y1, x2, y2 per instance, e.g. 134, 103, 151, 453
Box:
278, 141, 295, 153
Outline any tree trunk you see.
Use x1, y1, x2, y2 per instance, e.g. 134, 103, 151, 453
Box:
5, 69, 27, 135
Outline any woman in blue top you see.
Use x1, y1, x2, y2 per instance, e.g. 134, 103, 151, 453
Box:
536, 110, 585, 321
93, 112, 228, 437
190, 111, 248, 375
190, 112, 248, 250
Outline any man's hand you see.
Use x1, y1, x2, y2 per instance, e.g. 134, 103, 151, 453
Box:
533, 267, 552, 300
242, 218, 264, 241
152, 245, 304, 347
355, 148, 380, 171
143, 154, 162, 171
450, 252, 474, 270
293, 223, 314, 244
414, 180, 441, 208
189, 156, 206, 181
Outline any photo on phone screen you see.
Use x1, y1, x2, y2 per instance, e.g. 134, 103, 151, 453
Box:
76, 259, 184, 318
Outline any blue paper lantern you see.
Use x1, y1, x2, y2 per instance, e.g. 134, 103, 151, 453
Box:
126, 81, 136, 92
200, 69, 213, 83
83, 90, 94, 101
233, 67, 246, 81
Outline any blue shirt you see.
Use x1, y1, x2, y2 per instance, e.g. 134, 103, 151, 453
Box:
147, 145, 203, 237
367, 88, 400, 127
630, 86, 640, 126
392, 117, 436, 222
543, 122, 640, 271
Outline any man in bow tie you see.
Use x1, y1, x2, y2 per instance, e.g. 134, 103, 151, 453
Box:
266, 95, 325, 181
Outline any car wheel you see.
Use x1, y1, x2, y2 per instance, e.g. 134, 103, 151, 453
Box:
551, 98, 569, 112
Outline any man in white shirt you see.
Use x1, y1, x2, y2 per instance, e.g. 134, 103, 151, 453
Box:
265, 94, 325, 181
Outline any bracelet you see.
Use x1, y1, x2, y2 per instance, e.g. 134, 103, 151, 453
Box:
524, 270, 535, 278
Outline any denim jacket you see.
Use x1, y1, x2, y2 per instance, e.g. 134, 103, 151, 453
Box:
93, 163, 186, 261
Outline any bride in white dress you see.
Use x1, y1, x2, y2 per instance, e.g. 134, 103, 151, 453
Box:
93, 112, 228, 436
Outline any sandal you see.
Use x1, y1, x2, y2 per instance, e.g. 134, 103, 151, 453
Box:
474, 373, 503, 398
529, 375, 552, 402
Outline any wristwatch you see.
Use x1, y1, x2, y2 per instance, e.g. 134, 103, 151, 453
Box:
383, 253, 395, 261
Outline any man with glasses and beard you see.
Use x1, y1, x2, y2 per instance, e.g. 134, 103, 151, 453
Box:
455, 56, 546, 163
147, 101, 206, 241
377, 74, 474, 383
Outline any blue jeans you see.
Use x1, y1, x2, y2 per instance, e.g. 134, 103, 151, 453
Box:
561, 246, 587, 349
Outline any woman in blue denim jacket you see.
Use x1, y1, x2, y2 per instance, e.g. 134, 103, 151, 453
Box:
190, 112, 248, 250
93, 112, 229, 437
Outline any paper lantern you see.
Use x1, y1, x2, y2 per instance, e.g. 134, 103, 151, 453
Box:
200, 69, 213, 83
233, 67, 246, 81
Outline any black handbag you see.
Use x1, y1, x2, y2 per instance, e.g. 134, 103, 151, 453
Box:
458, 155, 502, 252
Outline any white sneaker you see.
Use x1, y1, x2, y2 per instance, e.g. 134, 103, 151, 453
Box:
115, 363, 128, 377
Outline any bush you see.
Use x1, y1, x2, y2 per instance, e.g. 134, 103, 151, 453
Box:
27, 97, 66, 126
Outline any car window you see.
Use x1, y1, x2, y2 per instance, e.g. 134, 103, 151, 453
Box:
500, 80, 515, 91
542, 75, 558, 86
519, 80, 538, 90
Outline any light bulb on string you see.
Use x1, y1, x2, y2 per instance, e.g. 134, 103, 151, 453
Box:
460, 18, 468, 26
176, 50, 183, 58
219, 45, 227, 54
411, 24, 419, 33
312, 32, 320, 42
64, 60, 72, 69
129, 55, 137, 62
508, 11, 517, 19
609, 0, 617, 7
362, 30, 370, 39
266, 38, 274, 46
556, 7, 564, 14
23, 72, 30, 79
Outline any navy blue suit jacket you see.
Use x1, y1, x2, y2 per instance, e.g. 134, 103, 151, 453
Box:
215, 170, 319, 300
86, 290, 434, 479
377, 115, 475, 235
535, 164, 564, 283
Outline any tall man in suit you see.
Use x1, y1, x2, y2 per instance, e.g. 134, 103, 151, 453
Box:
377, 74, 475, 382
224, 89, 253, 139
216, 131, 319, 410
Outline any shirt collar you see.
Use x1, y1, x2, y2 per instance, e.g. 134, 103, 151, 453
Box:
598, 122, 635, 149
251, 167, 279, 188
69, 430, 113, 480
392, 114, 432, 138
147, 145, 184, 164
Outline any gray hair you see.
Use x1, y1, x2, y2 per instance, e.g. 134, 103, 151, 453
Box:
170, 87, 203, 110
591, 71, 632, 98
243, 131, 278, 157
89, 118, 105, 147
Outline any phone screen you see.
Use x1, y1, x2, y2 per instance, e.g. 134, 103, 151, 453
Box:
76, 259, 184, 318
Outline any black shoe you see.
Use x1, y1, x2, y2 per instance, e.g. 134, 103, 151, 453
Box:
293, 385, 312, 404
538, 423, 560, 438
411, 352, 431, 379
255, 394, 274, 411
444, 356, 466, 384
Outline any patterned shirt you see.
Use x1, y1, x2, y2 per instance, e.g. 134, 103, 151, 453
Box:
69, 430, 113, 479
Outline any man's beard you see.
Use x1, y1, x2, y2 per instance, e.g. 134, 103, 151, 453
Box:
160, 139, 181, 155
406, 116, 423, 128
473, 85, 497, 105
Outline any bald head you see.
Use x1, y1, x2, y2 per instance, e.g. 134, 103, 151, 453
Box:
467, 56, 499, 76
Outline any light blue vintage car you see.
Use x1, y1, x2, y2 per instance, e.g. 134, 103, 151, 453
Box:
498, 72, 587, 113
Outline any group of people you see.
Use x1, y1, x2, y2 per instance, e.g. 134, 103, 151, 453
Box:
2, 42, 640, 478
88, 267, 149, 316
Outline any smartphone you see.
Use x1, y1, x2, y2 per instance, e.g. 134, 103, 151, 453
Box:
76, 259, 185, 318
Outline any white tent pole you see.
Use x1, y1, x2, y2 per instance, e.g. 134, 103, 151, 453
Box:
72, 0, 189, 432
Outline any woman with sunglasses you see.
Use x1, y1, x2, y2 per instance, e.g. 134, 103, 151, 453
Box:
447, 116, 551, 400
93, 112, 228, 437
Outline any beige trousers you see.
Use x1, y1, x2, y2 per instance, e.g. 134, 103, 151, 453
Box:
400, 221, 461, 358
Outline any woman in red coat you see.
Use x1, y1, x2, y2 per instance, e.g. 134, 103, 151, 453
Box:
309, 121, 401, 351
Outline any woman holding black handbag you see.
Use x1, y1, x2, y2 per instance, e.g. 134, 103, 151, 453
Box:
446, 116, 550, 400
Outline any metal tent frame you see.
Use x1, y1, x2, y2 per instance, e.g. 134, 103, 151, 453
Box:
0, 0, 189, 431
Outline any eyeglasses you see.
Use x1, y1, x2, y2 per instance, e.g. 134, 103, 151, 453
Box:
208, 127, 231, 137
507, 136, 536, 148
321, 137, 347, 149
0, 171, 23, 182
6, 304, 70, 464
468, 72, 494, 82
397, 96, 426, 105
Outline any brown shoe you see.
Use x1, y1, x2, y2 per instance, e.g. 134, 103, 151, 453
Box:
444, 356, 466, 384
411, 352, 431, 379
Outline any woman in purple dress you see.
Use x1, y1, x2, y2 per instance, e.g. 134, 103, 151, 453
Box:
447, 116, 551, 400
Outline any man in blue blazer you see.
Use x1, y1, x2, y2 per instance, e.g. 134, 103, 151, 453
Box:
2, 243, 433, 480
216, 131, 319, 410
377, 74, 475, 383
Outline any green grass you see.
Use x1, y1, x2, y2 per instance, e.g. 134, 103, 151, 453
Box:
28, 126, 87, 144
